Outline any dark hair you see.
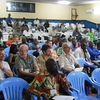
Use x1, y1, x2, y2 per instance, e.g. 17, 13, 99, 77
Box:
9, 44, 18, 54
0, 48, 4, 51
45, 58, 58, 76
41, 44, 51, 52
81, 42, 87, 51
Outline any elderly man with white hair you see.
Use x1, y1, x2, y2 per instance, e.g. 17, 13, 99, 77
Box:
15, 44, 39, 83
59, 42, 82, 74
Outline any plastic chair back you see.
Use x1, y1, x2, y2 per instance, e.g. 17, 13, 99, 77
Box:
67, 71, 87, 95
0, 77, 29, 100
76, 58, 86, 67
28, 50, 36, 54
92, 68, 100, 83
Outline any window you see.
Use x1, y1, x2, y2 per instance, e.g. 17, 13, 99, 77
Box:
6, 1, 35, 13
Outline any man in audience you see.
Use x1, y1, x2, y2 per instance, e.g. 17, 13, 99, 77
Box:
15, 44, 39, 83
69, 37, 79, 52
59, 42, 82, 74
0, 48, 13, 81
36, 44, 51, 74
46, 40, 59, 61
87, 41, 100, 61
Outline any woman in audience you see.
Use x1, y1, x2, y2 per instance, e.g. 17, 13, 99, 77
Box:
74, 42, 90, 61
28, 58, 72, 100
7, 44, 18, 70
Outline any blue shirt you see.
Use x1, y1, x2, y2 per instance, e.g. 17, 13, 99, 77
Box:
87, 46, 100, 60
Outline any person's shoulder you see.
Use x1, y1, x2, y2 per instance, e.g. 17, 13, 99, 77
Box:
56, 73, 65, 78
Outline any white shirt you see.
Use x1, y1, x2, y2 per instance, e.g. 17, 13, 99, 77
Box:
34, 20, 39, 25
74, 47, 90, 60
2, 20, 8, 28
23, 30, 32, 37
0, 61, 11, 80
59, 53, 79, 70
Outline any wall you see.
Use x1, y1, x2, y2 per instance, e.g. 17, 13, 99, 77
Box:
0, 0, 75, 20
0, 0, 100, 24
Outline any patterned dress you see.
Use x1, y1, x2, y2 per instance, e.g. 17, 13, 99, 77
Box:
28, 73, 70, 99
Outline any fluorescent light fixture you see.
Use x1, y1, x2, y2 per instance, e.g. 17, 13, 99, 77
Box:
58, 1, 70, 5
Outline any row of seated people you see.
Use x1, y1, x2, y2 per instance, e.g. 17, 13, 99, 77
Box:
0, 45, 74, 100
0, 42, 99, 100
3, 36, 100, 76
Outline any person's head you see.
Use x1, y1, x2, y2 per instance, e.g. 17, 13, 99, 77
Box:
8, 34, 13, 40
22, 36, 27, 44
8, 13, 11, 17
93, 37, 98, 45
0, 48, 5, 61
46, 40, 52, 47
72, 38, 77, 45
33, 39, 38, 44
89, 41, 94, 47
80, 38, 88, 44
14, 36, 19, 43
62, 42, 70, 54
19, 44, 28, 59
81, 42, 87, 51
42, 44, 51, 56
9, 44, 18, 54
45, 58, 58, 76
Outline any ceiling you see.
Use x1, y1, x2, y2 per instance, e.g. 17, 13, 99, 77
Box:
15, 0, 100, 6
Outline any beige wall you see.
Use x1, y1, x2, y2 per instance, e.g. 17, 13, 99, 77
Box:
1, 0, 100, 23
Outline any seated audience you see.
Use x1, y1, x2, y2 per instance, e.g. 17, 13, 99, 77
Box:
86, 28, 96, 42
74, 42, 90, 61
36, 44, 51, 74
6, 34, 15, 46
46, 40, 59, 61
56, 41, 63, 56
28, 58, 72, 100
69, 37, 78, 52
7, 44, 18, 70
67, 23, 74, 31
87, 41, 100, 61
15, 44, 39, 83
59, 42, 82, 74
72, 27, 82, 42
0, 48, 13, 81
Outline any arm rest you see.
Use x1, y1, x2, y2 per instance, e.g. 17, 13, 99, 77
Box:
67, 86, 80, 100
85, 62, 98, 69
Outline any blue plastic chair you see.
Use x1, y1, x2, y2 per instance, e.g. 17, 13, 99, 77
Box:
91, 68, 100, 98
31, 94, 43, 100
0, 77, 29, 100
4, 46, 10, 60
67, 71, 100, 100
76, 58, 98, 69
28, 50, 36, 54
